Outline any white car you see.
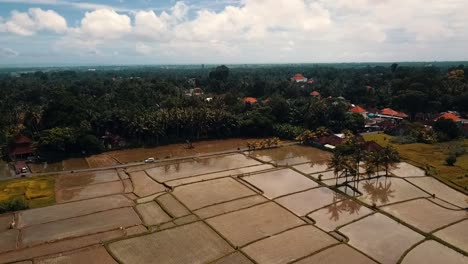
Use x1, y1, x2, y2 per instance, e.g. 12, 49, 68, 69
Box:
144, 158, 155, 163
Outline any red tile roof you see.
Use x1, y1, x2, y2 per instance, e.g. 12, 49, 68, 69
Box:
292, 74, 306, 80
243, 97, 258, 104
14, 135, 32, 144
434, 112, 461, 122
350, 105, 367, 113
311, 91, 320, 96
9, 145, 34, 156
317, 135, 343, 146
380, 108, 408, 118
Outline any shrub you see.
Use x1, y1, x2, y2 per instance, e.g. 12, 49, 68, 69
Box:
273, 124, 305, 140
0, 198, 29, 214
295, 130, 317, 144
445, 155, 457, 166
433, 118, 463, 142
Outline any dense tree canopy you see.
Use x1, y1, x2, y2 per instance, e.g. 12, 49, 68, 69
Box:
0, 63, 466, 158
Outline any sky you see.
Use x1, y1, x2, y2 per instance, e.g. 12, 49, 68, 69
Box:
0, 0, 467, 66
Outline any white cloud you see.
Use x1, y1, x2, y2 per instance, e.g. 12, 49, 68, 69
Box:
0, 8, 67, 36
0, 0, 131, 11
78, 9, 131, 39
2, 0, 468, 62
0, 47, 19, 57
135, 42, 154, 55
29, 8, 67, 33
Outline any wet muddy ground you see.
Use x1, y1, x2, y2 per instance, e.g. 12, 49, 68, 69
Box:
0, 144, 467, 264
28, 138, 257, 174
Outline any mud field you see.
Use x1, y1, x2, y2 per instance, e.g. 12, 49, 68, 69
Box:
0, 144, 467, 264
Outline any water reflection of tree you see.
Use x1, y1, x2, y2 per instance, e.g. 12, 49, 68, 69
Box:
327, 199, 363, 221
362, 178, 396, 205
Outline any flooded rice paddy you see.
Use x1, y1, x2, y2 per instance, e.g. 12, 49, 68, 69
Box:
0, 143, 467, 264
247, 144, 331, 165
27, 138, 257, 174
339, 213, 425, 264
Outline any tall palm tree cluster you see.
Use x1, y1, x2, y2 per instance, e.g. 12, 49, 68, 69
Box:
111, 107, 239, 145
328, 136, 400, 187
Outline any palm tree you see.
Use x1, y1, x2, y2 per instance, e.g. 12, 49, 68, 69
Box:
328, 151, 345, 186
364, 151, 381, 179
379, 146, 400, 177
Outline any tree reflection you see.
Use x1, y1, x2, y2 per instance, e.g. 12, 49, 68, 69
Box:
326, 199, 363, 221
362, 178, 396, 205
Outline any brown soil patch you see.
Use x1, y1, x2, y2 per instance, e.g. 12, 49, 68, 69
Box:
135, 202, 172, 226
55, 170, 120, 189
339, 213, 424, 264
55, 181, 124, 203
129, 171, 166, 198
308, 200, 374, 232
407, 177, 468, 208
0, 229, 125, 264
213, 252, 253, 264
433, 220, 468, 252
86, 154, 119, 168
173, 177, 256, 210
381, 199, 467, 232
391, 162, 426, 177
17, 195, 133, 228
146, 154, 260, 182
194, 195, 267, 219
242, 169, 318, 199
108, 222, 233, 264
247, 145, 331, 165
35, 245, 117, 264
207, 202, 304, 246
165, 164, 274, 187
293, 162, 330, 175
242, 225, 337, 264
357, 177, 428, 207
402, 240, 467, 264
21, 207, 141, 247
0, 229, 19, 254
295, 244, 377, 264
275, 187, 344, 216
156, 193, 190, 218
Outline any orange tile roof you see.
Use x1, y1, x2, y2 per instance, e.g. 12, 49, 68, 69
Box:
380, 108, 408, 118
292, 74, 306, 80
435, 112, 461, 122
350, 105, 367, 113
243, 97, 258, 103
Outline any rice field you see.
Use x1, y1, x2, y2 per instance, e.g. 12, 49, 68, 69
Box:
363, 134, 468, 192
0, 143, 466, 263
0, 175, 55, 209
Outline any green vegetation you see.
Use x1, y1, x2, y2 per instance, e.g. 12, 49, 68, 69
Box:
0, 198, 29, 214
1, 64, 466, 160
0, 175, 55, 212
364, 134, 468, 192
328, 131, 400, 186
446, 155, 457, 166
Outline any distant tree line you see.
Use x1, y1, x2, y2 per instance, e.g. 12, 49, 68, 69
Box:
0, 63, 466, 159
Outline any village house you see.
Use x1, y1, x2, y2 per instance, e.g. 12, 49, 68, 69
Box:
243, 97, 258, 104
291, 73, 308, 83
349, 105, 368, 119
310, 91, 320, 98
8, 135, 34, 161
433, 112, 461, 122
